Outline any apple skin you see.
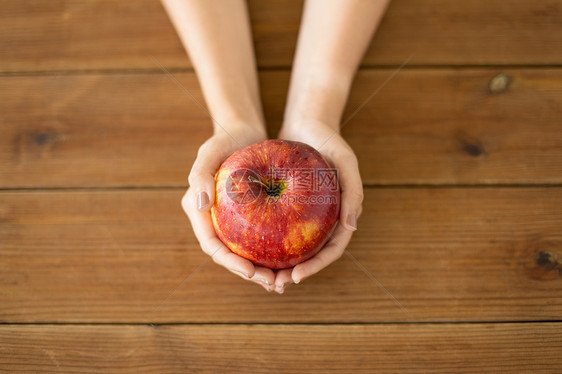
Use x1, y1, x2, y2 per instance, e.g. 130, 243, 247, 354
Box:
211, 139, 340, 269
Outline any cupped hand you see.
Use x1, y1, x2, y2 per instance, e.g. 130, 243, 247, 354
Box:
274, 120, 364, 294
181, 126, 277, 291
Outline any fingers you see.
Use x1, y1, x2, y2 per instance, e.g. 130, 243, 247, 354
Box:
182, 189, 256, 278
285, 143, 361, 284
183, 132, 359, 290
291, 223, 352, 284
250, 266, 276, 292
188, 137, 232, 211
183, 188, 278, 292
332, 149, 364, 232
183, 135, 279, 292
273, 268, 294, 294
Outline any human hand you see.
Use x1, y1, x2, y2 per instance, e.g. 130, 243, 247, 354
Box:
273, 120, 364, 294
181, 125, 278, 291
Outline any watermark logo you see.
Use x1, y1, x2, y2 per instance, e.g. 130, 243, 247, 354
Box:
225, 167, 339, 205
266, 167, 339, 192
277, 193, 338, 205
225, 168, 262, 204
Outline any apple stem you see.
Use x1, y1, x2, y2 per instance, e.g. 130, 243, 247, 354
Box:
248, 175, 285, 198
247, 175, 268, 188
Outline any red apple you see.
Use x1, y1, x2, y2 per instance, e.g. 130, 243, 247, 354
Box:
211, 139, 340, 269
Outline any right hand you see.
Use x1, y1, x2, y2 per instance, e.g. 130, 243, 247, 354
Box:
272, 119, 364, 294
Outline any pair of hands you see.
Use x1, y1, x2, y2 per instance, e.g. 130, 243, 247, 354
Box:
181, 120, 363, 294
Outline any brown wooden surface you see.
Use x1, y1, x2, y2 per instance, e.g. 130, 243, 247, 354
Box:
1, 0, 561, 372
1, 323, 561, 373
1, 188, 560, 323
2, 69, 561, 188
2, 0, 562, 73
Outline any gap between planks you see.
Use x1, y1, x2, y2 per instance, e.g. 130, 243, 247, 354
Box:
1, 320, 562, 327
1, 65, 562, 77
1, 184, 562, 193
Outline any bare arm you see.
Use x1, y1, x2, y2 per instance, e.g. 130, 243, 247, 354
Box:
284, 0, 389, 130
162, 0, 265, 132
163, 0, 275, 290
276, 0, 390, 290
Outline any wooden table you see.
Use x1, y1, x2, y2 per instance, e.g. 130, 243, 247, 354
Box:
1, 1, 561, 372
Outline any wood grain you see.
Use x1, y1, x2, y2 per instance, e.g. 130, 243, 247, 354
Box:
1, 188, 560, 323
1, 323, 561, 373
1, 0, 562, 72
2, 0, 560, 371
2, 69, 561, 188
0, 73, 210, 188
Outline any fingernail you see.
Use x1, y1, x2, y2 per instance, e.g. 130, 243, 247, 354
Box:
233, 270, 249, 279
276, 283, 287, 294
295, 276, 308, 284
197, 191, 210, 210
346, 212, 357, 231
254, 277, 270, 286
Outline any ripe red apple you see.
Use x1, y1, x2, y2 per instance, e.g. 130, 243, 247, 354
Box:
211, 139, 340, 269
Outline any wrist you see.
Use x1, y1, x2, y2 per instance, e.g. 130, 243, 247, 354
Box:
282, 118, 340, 138
279, 119, 340, 150
282, 118, 336, 133
208, 95, 266, 138
196, 71, 265, 138
213, 116, 267, 142
283, 70, 351, 133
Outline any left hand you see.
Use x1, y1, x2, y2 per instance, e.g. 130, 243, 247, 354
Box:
273, 120, 364, 294
181, 125, 277, 292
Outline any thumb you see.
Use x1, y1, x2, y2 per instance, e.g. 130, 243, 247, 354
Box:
188, 138, 231, 211
335, 154, 364, 231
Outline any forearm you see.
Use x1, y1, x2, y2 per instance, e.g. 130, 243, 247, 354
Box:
162, 0, 265, 134
283, 0, 390, 131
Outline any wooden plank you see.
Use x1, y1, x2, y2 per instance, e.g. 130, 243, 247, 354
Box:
335, 68, 562, 185
0, 73, 211, 188
0, 323, 560, 373
1, 188, 560, 323
1, 69, 561, 188
2, 0, 562, 72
